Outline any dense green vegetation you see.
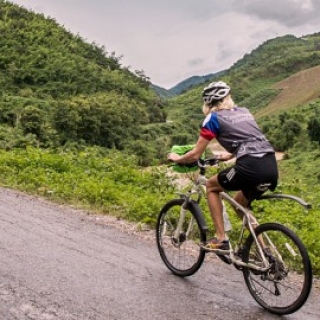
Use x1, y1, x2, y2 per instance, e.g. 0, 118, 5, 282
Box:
0, 1, 168, 163
258, 102, 320, 151
1, 1, 320, 275
0, 147, 174, 224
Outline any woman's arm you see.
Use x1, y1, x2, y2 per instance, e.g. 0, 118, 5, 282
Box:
167, 136, 210, 164
216, 152, 234, 161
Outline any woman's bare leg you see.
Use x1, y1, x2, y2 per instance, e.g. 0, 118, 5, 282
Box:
206, 175, 225, 241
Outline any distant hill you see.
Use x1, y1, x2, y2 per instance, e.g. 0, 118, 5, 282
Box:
167, 71, 226, 96
152, 71, 226, 98
151, 84, 172, 99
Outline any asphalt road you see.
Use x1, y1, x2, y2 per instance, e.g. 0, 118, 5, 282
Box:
0, 187, 319, 320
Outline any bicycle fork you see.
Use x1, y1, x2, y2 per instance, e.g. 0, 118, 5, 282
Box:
172, 198, 194, 243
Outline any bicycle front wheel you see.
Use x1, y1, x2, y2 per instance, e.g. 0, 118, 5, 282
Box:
156, 199, 207, 277
242, 223, 312, 315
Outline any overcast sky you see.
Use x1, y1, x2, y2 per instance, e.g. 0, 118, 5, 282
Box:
9, 0, 320, 89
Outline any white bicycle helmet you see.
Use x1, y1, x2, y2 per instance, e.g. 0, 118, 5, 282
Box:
202, 81, 231, 104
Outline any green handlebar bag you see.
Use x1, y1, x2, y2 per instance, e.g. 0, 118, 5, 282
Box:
170, 145, 204, 173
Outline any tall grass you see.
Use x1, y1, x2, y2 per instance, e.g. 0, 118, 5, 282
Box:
0, 147, 173, 224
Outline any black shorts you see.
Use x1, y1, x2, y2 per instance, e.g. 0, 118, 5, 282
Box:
217, 153, 278, 201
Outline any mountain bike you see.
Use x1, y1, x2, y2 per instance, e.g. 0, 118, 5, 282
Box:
156, 157, 313, 315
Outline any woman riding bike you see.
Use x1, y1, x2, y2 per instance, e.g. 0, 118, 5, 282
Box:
167, 81, 278, 252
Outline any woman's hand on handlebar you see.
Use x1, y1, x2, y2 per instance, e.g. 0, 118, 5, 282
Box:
167, 152, 181, 162
167, 152, 198, 167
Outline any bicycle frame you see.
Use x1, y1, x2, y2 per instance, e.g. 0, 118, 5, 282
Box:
220, 191, 270, 270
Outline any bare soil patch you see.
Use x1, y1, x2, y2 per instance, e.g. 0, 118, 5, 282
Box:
256, 65, 320, 117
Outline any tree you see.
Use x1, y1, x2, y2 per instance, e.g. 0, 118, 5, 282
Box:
19, 105, 44, 138
308, 117, 320, 143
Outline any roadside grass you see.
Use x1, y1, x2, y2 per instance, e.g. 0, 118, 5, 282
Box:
0, 147, 174, 225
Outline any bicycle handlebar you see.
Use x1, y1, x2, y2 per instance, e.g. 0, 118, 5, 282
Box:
198, 157, 219, 167
168, 157, 219, 170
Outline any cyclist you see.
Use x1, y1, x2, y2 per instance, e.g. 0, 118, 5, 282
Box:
167, 81, 278, 251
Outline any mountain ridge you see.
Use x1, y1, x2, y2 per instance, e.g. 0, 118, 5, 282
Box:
152, 71, 226, 98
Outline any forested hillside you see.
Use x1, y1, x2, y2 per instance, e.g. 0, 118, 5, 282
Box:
0, 1, 171, 164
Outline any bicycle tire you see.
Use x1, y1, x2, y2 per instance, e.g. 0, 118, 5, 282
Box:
242, 223, 312, 315
156, 198, 207, 277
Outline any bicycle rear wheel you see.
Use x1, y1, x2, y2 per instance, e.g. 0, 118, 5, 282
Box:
156, 198, 206, 277
242, 223, 312, 315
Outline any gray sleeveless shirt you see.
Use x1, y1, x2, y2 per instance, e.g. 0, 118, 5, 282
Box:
200, 106, 275, 158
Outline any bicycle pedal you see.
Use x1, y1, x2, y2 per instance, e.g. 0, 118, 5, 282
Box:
199, 241, 230, 254
201, 246, 230, 255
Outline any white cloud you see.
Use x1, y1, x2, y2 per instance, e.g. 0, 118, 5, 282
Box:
8, 0, 320, 88
234, 0, 319, 27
